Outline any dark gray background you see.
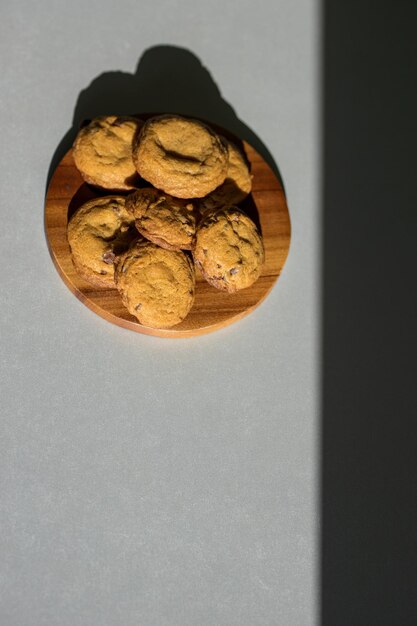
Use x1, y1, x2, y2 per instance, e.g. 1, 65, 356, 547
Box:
322, 1, 417, 625
0, 1, 319, 624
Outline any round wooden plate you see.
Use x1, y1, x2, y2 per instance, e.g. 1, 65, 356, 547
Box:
45, 123, 291, 338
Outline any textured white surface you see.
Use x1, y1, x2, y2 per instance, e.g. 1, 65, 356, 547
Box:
0, 1, 319, 624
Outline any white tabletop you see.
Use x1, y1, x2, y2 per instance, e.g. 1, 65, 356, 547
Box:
0, 1, 319, 624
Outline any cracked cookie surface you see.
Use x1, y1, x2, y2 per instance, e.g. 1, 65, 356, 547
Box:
132, 115, 228, 198
115, 239, 195, 328
126, 187, 196, 251
73, 115, 143, 190
199, 140, 252, 212
192, 207, 264, 292
67, 196, 136, 287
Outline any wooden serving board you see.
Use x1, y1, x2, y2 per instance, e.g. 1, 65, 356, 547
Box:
45, 126, 291, 338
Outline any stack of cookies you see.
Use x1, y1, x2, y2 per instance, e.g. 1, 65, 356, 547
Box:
67, 114, 265, 328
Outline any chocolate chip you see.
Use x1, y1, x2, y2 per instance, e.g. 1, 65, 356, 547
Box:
102, 251, 116, 264
100, 270, 107, 275
230, 267, 238, 275
135, 303, 142, 311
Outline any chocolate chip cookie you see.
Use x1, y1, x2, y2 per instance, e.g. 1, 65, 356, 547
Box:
199, 140, 252, 212
132, 115, 228, 198
73, 115, 143, 190
192, 207, 264, 292
67, 196, 136, 287
115, 239, 195, 328
125, 188, 196, 251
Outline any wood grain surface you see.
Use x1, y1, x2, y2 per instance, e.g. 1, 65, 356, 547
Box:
44, 124, 291, 338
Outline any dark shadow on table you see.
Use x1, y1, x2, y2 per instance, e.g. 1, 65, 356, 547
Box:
322, 2, 417, 625
46, 45, 283, 196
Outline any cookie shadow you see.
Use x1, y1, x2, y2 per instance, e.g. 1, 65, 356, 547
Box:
239, 193, 262, 234
67, 184, 99, 221
46, 45, 285, 222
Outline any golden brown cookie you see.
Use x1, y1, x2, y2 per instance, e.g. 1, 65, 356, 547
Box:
73, 115, 143, 190
199, 140, 252, 212
132, 115, 228, 198
125, 188, 196, 251
192, 207, 264, 293
115, 239, 195, 328
67, 196, 136, 288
